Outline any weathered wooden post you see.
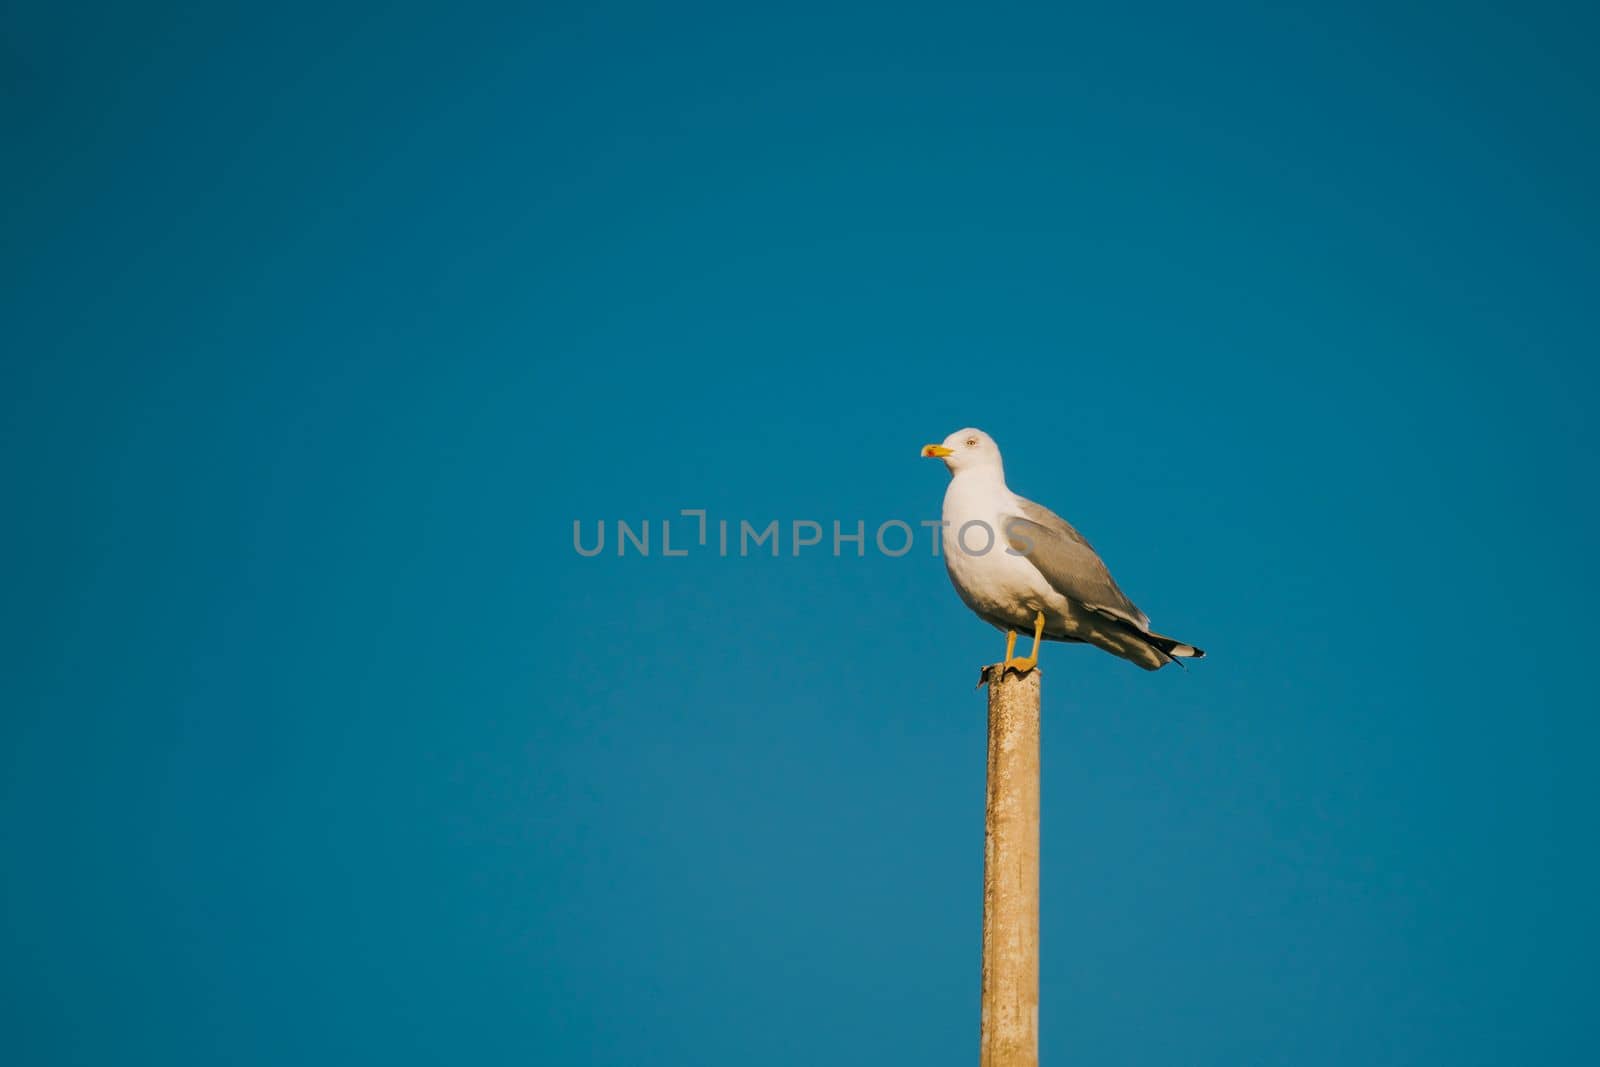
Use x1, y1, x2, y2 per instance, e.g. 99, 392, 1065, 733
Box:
979, 665, 1041, 1067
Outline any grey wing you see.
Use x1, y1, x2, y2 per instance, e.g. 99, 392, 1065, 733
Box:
1006, 498, 1150, 631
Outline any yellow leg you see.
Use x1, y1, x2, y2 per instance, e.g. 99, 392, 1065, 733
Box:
1004, 629, 1017, 663
1003, 611, 1046, 673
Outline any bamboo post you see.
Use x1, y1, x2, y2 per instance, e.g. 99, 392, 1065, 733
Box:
979, 665, 1041, 1067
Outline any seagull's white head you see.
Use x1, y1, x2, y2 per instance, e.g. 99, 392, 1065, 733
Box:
921, 427, 1005, 477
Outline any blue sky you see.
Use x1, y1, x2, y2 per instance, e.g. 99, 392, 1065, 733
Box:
4, 2, 1598, 1064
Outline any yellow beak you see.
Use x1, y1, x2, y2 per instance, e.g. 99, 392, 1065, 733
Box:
921, 444, 953, 458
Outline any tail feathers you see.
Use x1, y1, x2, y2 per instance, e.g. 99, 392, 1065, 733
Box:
1144, 631, 1205, 663
1083, 605, 1206, 670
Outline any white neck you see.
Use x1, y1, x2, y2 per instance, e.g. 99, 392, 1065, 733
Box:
951, 462, 1008, 492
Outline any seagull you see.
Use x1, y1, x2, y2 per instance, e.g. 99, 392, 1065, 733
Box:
921, 428, 1205, 673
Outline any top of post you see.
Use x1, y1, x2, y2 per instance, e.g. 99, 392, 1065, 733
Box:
978, 664, 1043, 694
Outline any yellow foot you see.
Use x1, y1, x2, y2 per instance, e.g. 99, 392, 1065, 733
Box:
999, 611, 1047, 674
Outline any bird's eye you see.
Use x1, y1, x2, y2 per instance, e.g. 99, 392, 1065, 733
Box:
966, 437, 978, 446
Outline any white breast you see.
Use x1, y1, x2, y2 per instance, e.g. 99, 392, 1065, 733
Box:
940, 475, 1068, 631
